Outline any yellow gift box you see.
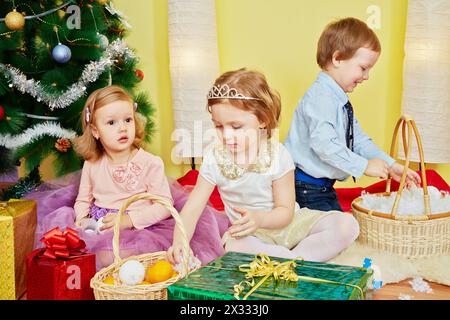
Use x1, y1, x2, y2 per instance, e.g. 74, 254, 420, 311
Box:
0, 200, 37, 300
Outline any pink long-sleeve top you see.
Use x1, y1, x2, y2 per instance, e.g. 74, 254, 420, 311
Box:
74, 148, 173, 229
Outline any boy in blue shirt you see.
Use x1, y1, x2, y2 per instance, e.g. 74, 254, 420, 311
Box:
285, 17, 421, 211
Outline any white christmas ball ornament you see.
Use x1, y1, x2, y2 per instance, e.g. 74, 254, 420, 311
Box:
119, 260, 145, 286
52, 43, 72, 63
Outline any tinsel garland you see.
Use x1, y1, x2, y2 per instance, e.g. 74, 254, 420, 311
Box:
0, 39, 135, 110
0, 122, 76, 149
106, 2, 132, 29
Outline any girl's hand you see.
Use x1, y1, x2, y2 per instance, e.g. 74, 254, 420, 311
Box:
228, 208, 261, 239
100, 213, 133, 232
75, 216, 89, 228
167, 242, 194, 265
78, 217, 97, 231
388, 162, 421, 189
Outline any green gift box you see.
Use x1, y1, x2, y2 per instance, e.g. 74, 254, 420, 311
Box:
168, 251, 373, 300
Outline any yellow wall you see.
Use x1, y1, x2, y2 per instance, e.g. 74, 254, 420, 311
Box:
39, 0, 449, 186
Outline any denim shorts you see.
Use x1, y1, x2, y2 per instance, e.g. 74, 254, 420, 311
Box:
295, 181, 342, 212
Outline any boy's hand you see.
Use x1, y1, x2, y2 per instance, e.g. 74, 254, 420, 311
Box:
100, 213, 133, 231
388, 162, 421, 188
364, 158, 389, 179
228, 208, 261, 239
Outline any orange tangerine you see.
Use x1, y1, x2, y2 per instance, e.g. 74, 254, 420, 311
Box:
139, 281, 151, 285
103, 275, 115, 285
145, 260, 174, 284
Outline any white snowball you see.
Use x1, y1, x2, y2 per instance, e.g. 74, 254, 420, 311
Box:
80, 218, 97, 232
119, 260, 146, 286
96, 217, 105, 234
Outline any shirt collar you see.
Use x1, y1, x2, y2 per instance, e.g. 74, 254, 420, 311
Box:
317, 71, 349, 107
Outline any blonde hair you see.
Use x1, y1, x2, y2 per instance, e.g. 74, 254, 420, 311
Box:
207, 68, 281, 138
317, 17, 381, 69
73, 85, 145, 161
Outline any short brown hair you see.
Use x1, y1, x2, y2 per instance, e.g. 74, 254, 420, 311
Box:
207, 68, 281, 138
316, 17, 381, 69
73, 85, 145, 162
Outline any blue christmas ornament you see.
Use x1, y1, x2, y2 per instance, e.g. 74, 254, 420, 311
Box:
97, 34, 109, 50
52, 44, 72, 63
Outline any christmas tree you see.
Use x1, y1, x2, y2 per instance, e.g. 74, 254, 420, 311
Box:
0, 0, 154, 193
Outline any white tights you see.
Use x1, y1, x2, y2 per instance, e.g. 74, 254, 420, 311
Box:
224, 213, 359, 262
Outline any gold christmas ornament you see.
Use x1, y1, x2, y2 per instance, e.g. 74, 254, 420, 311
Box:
55, 138, 71, 153
97, 0, 109, 5
5, 10, 25, 31
57, 9, 66, 20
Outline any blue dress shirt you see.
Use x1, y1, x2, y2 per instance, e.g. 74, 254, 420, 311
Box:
284, 72, 395, 181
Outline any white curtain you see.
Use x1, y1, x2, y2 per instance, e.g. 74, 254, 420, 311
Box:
400, 0, 450, 163
168, 0, 219, 159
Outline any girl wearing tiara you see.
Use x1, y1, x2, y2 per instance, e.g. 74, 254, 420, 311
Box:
32, 85, 228, 269
168, 68, 360, 263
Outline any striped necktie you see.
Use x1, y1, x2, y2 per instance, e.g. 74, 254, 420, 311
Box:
344, 101, 356, 183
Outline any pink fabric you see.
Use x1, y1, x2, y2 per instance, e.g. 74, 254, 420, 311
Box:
28, 172, 229, 271
74, 148, 173, 229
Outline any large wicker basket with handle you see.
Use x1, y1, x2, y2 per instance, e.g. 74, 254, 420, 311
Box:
90, 193, 193, 300
352, 115, 450, 259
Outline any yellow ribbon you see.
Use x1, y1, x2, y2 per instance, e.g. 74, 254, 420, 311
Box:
233, 254, 364, 300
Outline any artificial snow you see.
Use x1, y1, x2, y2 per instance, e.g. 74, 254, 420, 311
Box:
409, 277, 433, 294
359, 186, 450, 216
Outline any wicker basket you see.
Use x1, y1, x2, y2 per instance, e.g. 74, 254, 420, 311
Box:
90, 193, 193, 300
352, 115, 450, 259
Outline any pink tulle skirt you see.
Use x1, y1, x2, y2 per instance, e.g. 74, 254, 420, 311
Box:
25, 171, 229, 270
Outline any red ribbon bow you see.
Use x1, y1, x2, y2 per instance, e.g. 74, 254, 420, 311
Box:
40, 227, 87, 259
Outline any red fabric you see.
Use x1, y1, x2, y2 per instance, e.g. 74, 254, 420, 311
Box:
336, 170, 450, 212
177, 169, 449, 213
26, 248, 96, 300
177, 169, 225, 211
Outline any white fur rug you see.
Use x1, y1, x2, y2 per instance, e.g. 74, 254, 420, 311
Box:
328, 241, 450, 286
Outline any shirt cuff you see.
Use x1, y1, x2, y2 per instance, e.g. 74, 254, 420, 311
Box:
381, 154, 396, 167
127, 204, 171, 230
352, 157, 369, 178
127, 211, 146, 230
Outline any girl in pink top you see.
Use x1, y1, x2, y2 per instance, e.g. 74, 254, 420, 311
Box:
32, 86, 229, 270
73, 85, 172, 231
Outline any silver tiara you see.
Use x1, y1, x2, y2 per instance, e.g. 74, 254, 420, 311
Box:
207, 84, 262, 101
85, 102, 138, 124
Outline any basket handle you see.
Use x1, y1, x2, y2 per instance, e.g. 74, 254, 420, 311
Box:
386, 115, 431, 219
112, 193, 190, 276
